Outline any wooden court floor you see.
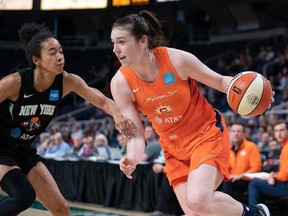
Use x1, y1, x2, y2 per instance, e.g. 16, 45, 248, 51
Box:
19, 200, 151, 216
19, 201, 151, 216
1, 190, 150, 216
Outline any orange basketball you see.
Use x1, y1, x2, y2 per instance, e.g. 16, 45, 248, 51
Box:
226, 71, 272, 117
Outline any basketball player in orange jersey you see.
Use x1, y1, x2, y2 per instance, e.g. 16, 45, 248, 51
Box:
110, 10, 273, 216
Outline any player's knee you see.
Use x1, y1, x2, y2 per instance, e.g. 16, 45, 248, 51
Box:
59, 201, 70, 214
0, 169, 36, 211
186, 192, 209, 214
49, 199, 70, 216
16, 185, 36, 210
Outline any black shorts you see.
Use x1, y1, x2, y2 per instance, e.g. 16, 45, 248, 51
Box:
0, 144, 45, 175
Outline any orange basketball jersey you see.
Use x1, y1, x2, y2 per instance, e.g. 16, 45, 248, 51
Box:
120, 47, 216, 140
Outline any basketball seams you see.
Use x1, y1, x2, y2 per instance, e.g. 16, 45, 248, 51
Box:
226, 71, 272, 117
247, 74, 265, 116
239, 74, 263, 115
249, 74, 272, 116
228, 72, 256, 113
226, 71, 254, 107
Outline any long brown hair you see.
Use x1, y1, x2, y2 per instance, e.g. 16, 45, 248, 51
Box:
112, 10, 164, 50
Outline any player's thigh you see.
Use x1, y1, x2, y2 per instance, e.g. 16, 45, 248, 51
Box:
26, 162, 67, 207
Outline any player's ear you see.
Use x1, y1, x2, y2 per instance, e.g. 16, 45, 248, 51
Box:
140, 35, 148, 45
32, 55, 40, 66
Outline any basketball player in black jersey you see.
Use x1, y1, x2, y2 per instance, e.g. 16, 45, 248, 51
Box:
0, 23, 135, 216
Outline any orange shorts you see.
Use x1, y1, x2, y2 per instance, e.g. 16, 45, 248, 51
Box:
160, 112, 230, 189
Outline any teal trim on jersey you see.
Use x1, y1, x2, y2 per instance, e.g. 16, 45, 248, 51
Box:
9, 103, 14, 120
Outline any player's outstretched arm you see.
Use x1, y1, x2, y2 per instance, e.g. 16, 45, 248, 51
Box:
167, 48, 233, 93
62, 71, 135, 138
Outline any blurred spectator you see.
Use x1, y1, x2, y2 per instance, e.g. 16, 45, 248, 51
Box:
80, 134, 98, 158
36, 132, 51, 156
44, 132, 71, 158
262, 139, 281, 173
109, 133, 127, 160
116, 133, 127, 156
221, 119, 262, 202
245, 118, 258, 143
276, 67, 288, 102
253, 125, 267, 143
141, 125, 161, 162
66, 133, 85, 157
248, 120, 288, 205
102, 116, 118, 146
257, 131, 272, 155
94, 133, 111, 160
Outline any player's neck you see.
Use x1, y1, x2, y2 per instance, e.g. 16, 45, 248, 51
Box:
133, 56, 158, 82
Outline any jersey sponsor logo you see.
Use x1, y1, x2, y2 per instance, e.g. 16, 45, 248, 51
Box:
132, 87, 141, 93
139, 90, 178, 104
155, 104, 172, 114
49, 90, 59, 101
19, 104, 56, 116
154, 115, 182, 124
20, 133, 36, 141
154, 117, 163, 124
24, 93, 34, 98
10, 128, 21, 138
162, 72, 176, 85
164, 116, 182, 123
10, 128, 36, 140
21, 117, 41, 132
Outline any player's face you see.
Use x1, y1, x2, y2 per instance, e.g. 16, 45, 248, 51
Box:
111, 27, 143, 67
35, 38, 65, 75
274, 123, 288, 143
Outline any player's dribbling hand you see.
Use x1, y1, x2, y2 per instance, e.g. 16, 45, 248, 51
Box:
114, 115, 136, 139
119, 157, 136, 179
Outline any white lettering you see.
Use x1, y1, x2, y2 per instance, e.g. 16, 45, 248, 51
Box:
164, 115, 182, 123
144, 90, 178, 103
40, 104, 55, 115
20, 133, 36, 140
19, 105, 38, 116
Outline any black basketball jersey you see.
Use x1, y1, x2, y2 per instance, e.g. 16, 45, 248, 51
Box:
0, 68, 63, 147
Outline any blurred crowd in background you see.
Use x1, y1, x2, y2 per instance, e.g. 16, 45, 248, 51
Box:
1, 2, 288, 214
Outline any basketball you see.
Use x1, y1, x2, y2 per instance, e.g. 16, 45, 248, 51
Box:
226, 71, 272, 117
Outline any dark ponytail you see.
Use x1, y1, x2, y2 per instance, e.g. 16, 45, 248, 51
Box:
18, 23, 54, 67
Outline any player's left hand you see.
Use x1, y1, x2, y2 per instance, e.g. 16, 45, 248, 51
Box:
114, 115, 136, 139
119, 156, 136, 179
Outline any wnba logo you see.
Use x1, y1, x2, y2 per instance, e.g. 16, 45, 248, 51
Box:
232, 86, 242, 94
